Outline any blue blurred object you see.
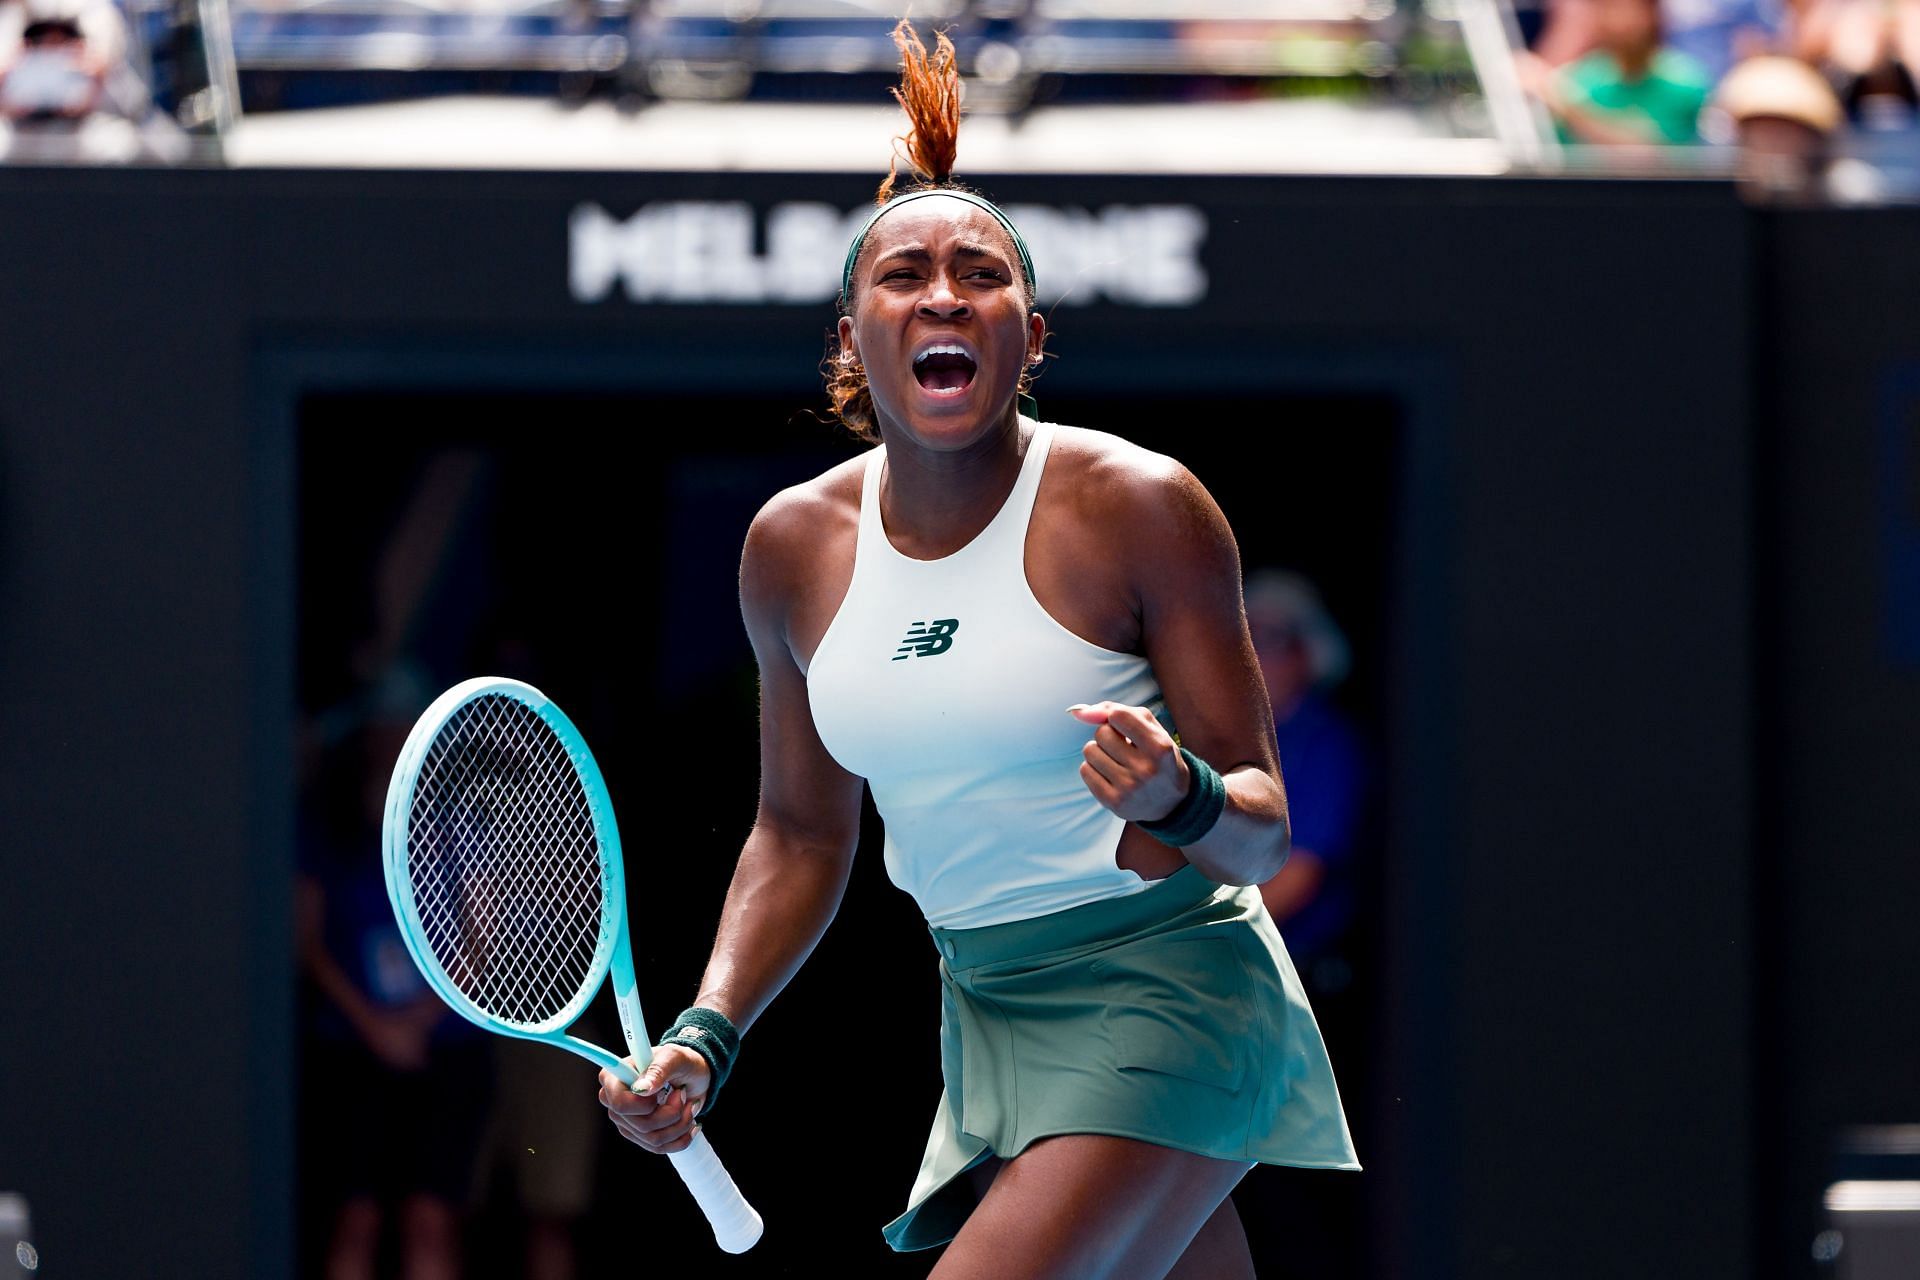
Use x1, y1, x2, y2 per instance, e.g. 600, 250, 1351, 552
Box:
1847, 118, 1920, 200
1663, 0, 1785, 86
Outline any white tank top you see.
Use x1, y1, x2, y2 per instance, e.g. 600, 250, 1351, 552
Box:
806, 419, 1168, 929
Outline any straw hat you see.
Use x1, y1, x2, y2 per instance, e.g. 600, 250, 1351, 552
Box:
1715, 56, 1845, 133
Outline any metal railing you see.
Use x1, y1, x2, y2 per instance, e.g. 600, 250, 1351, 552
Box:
102, 0, 1554, 162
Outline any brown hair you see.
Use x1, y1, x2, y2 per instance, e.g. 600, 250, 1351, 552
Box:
878, 22, 961, 201
824, 21, 1042, 445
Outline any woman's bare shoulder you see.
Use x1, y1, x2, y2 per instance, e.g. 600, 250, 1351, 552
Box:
740, 449, 870, 612
1047, 424, 1245, 667
1046, 423, 1216, 534
748, 451, 866, 542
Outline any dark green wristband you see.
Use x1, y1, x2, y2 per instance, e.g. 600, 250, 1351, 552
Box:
656, 1006, 741, 1118
1137, 746, 1227, 847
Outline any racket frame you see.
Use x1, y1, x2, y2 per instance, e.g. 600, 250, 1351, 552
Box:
380, 675, 763, 1254
381, 676, 650, 1077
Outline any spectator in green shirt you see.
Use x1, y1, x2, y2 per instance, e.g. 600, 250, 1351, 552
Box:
1519, 0, 1714, 143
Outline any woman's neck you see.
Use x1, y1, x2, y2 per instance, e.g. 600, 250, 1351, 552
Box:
876, 411, 1028, 559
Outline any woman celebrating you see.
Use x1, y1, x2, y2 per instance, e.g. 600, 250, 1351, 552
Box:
598, 25, 1360, 1276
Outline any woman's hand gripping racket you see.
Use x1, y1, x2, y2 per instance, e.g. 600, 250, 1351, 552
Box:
381, 677, 763, 1254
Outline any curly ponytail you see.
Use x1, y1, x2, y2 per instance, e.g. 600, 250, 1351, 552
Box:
878, 22, 961, 203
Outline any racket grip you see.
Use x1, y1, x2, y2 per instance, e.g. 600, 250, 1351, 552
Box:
667, 1129, 764, 1254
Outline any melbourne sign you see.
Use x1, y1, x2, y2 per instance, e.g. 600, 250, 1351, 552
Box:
570, 200, 1207, 308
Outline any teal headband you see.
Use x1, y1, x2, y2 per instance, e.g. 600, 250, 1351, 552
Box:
840, 188, 1037, 302
840, 187, 1042, 422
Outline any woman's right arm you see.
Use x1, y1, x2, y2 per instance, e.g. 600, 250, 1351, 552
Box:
601, 488, 866, 1154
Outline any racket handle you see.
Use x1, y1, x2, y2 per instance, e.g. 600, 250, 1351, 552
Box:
667, 1129, 764, 1254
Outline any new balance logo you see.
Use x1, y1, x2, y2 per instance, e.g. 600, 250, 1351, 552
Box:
894, 618, 960, 660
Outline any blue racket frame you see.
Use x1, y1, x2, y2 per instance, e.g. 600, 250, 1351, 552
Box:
380, 675, 650, 1078
380, 675, 763, 1254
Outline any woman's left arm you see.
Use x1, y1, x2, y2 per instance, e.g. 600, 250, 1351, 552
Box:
1072, 455, 1288, 887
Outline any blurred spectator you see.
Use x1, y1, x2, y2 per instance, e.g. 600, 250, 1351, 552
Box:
1785, 0, 1920, 191
1789, 0, 1920, 121
474, 1036, 603, 1280
1247, 570, 1370, 994
297, 666, 492, 1280
0, 0, 104, 122
1519, 0, 1714, 143
1714, 52, 1891, 197
0, 0, 180, 160
1244, 570, 1375, 1280
1534, 0, 1782, 83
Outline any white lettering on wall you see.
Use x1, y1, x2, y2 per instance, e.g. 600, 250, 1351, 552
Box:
570, 201, 1208, 307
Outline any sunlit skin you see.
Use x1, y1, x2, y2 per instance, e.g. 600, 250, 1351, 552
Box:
1794, 0, 1920, 79
598, 194, 1290, 1277
835, 200, 1047, 545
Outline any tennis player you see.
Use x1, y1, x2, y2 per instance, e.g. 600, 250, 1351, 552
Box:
599, 25, 1360, 1276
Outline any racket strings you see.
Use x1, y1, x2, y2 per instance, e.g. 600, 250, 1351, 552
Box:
405, 694, 606, 1027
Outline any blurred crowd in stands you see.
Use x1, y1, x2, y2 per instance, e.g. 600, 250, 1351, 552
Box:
0, 0, 1913, 199
1514, 0, 1918, 197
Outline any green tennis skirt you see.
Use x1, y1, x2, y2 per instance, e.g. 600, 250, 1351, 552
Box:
882, 864, 1362, 1252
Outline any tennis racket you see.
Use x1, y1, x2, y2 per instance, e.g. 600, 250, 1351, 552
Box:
381, 676, 763, 1254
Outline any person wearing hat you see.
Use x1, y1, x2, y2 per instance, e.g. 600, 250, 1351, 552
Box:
1713, 53, 1889, 198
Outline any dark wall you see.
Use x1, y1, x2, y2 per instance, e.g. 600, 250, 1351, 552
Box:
0, 169, 269, 1276
1760, 206, 1920, 1274
0, 166, 1799, 1279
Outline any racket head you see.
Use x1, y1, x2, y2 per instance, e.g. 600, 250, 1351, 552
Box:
381, 676, 629, 1041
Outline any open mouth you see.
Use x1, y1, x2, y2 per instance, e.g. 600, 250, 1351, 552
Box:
913, 343, 978, 397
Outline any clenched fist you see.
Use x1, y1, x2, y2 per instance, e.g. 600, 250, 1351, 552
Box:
598, 1045, 710, 1155
1069, 701, 1190, 824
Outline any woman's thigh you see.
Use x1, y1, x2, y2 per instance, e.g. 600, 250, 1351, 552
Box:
932, 1135, 1254, 1280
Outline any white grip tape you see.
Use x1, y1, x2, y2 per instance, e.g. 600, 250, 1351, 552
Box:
668, 1129, 764, 1254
